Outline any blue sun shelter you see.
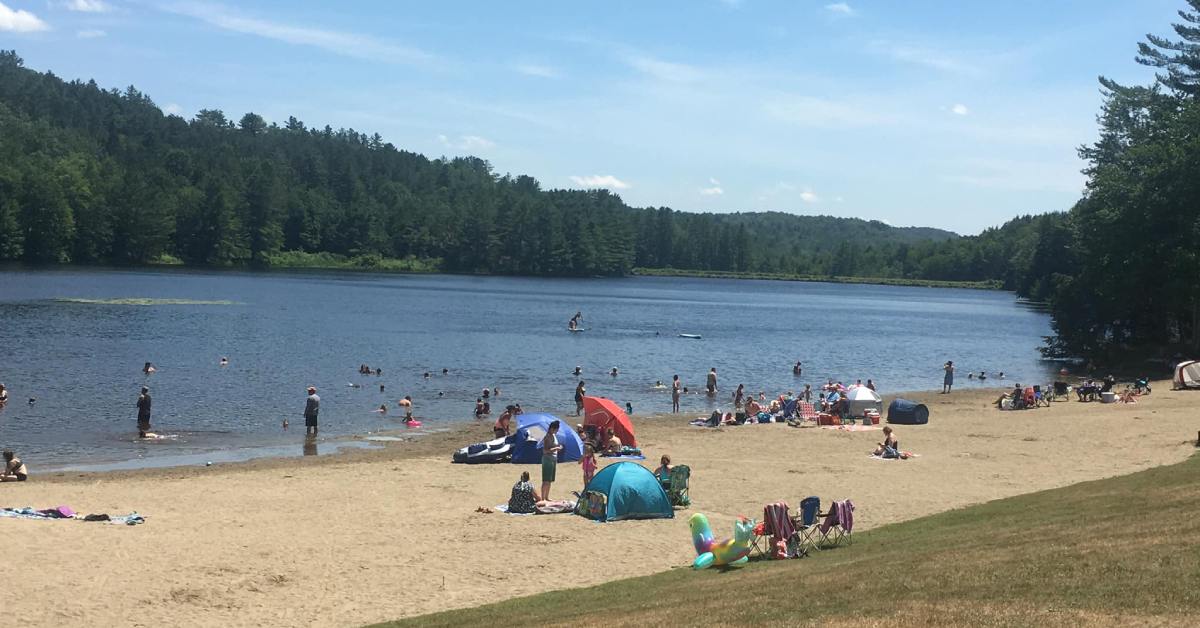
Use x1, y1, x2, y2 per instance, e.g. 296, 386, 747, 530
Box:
583, 461, 674, 522
510, 413, 584, 464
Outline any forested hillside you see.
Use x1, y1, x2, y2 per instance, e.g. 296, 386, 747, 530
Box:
0, 49, 972, 280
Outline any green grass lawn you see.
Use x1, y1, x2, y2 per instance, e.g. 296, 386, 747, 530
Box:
375, 453, 1200, 627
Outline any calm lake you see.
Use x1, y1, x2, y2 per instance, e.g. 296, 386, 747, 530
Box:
0, 269, 1056, 469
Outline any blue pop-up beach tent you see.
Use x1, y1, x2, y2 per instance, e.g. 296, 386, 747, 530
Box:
582, 461, 674, 522
510, 413, 584, 464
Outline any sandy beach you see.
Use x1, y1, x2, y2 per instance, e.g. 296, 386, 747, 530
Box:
2, 383, 1196, 627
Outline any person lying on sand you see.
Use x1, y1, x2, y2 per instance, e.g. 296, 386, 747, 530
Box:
2, 450, 28, 482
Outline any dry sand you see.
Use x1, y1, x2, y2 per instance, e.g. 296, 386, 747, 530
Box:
2, 384, 1197, 627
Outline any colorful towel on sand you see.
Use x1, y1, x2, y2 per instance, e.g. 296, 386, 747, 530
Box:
869, 452, 919, 460
821, 425, 881, 432
1, 507, 145, 525
600, 454, 646, 460
494, 501, 576, 515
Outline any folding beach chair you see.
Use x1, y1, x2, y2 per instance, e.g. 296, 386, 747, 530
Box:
1033, 385, 1050, 407
752, 502, 796, 560
818, 499, 855, 548
1051, 381, 1071, 402
781, 399, 797, 420
790, 496, 822, 556
798, 402, 819, 422
667, 465, 691, 508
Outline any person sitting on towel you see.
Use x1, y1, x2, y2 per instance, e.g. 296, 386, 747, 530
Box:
507, 471, 539, 514
603, 428, 623, 453
872, 427, 899, 458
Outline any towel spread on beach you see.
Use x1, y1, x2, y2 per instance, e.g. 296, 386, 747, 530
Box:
495, 500, 576, 515
1, 507, 145, 525
821, 425, 881, 432
600, 454, 646, 461
869, 452, 919, 460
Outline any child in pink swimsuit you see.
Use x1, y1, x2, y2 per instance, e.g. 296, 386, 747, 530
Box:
580, 443, 598, 487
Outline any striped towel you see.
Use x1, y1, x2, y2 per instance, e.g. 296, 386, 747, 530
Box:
764, 501, 796, 558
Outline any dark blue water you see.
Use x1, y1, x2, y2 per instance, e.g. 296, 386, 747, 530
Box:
0, 269, 1055, 468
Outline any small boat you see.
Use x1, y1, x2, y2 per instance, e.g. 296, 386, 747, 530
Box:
678, 333, 702, 339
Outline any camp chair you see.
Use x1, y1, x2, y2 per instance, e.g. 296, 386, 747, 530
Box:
781, 399, 797, 420
752, 502, 797, 560
790, 496, 822, 556
817, 499, 855, 548
1052, 381, 1070, 401
1033, 385, 1050, 407
798, 402, 818, 422
667, 465, 691, 508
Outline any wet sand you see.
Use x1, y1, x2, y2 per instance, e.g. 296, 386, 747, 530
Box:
2, 383, 1196, 627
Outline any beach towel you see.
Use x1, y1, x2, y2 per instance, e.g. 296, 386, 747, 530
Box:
821, 425, 881, 432
763, 502, 796, 559
869, 451, 919, 461
1, 507, 144, 525
600, 454, 646, 461
535, 500, 576, 514
494, 504, 534, 516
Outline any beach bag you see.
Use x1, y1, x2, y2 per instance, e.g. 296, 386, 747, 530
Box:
587, 491, 608, 521
574, 492, 592, 517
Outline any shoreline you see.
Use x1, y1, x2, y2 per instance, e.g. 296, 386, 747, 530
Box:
0, 260, 1005, 292
4, 383, 1195, 626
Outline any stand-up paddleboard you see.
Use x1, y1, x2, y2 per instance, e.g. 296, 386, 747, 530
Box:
568, 327, 586, 333
678, 333, 702, 339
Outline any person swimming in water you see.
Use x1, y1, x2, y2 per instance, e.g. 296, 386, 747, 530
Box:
143, 362, 156, 374
610, 367, 619, 377
377, 404, 387, 414
573, 366, 582, 376
220, 357, 229, 367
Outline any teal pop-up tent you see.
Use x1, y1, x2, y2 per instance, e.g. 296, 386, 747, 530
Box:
581, 462, 673, 522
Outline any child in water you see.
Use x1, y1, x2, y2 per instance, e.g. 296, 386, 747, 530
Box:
580, 443, 597, 487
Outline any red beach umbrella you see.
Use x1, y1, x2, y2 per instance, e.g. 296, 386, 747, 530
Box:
582, 396, 637, 448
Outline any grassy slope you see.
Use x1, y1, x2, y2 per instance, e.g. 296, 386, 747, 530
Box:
376, 453, 1200, 627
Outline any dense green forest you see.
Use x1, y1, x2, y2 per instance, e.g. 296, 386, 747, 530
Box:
1, 1, 1197, 365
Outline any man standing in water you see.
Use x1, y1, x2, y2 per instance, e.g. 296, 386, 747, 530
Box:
136, 386, 152, 438
706, 368, 717, 396
672, 374, 682, 413
304, 386, 320, 435
399, 395, 414, 423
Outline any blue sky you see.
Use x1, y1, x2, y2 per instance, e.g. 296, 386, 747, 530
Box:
0, 0, 1184, 234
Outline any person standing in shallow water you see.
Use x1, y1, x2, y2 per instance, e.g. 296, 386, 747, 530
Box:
943, 361, 955, 394
672, 375, 681, 413
304, 387, 320, 436
136, 386, 152, 438
574, 380, 586, 416
706, 368, 717, 396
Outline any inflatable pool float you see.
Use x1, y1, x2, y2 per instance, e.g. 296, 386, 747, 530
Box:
678, 333, 702, 339
452, 436, 513, 464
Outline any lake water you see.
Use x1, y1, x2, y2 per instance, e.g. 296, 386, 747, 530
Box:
0, 269, 1056, 469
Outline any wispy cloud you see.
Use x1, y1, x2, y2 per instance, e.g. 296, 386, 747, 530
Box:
161, 1, 434, 65
514, 63, 561, 79
951, 103, 969, 116
624, 54, 704, 83
65, 0, 111, 13
824, 3, 856, 17
699, 178, 724, 195
870, 40, 981, 76
799, 188, 820, 203
76, 28, 107, 38
763, 95, 892, 128
570, 175, 630, 190
437, 134, 495, 151
0, 2, 49, 32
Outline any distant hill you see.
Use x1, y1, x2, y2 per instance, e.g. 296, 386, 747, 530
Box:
0, 49, 963, 279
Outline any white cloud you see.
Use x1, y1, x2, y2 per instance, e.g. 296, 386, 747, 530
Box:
870, 41, 981, 76
161, 1, 433, 65
514, 63, 561, 79
569, 175, 630, 190
437, 134, 495, 151
951, 103, 969, 116
76, 28, 106, 38
163, 103, 183, 115
0, 2, 49, 32
824, 2, 856, 16
625, 54, 704, 83
763, 96, 892, 128
66, 0, 111, 13
799, 188, 820, 203
699, 178, 723, 195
